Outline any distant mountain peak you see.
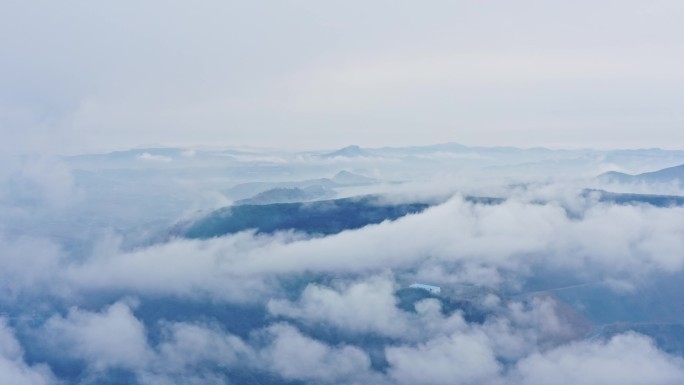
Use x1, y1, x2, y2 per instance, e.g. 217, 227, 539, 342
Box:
235, 186, 336, 205
322, 145, 371, 158
598, 163, 684, 184
332, 170, 377, 185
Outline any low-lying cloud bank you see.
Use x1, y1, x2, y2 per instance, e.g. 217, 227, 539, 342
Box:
17, 193, 683, 303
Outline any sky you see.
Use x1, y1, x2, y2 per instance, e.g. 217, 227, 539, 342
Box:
2, 0, 684, 154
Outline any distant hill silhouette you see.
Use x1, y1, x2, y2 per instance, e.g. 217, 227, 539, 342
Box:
174, 196, 431, 239
586, 189, 684, 207
322, 145, 372, 158
599, 163, 684, 184
235, 186, 336, 205
331, 170, 377, 185
224, 171, 379, 200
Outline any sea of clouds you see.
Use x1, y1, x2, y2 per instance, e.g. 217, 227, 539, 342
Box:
2, 148, 684, 385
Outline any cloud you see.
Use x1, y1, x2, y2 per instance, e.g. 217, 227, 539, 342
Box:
385, 330, 501, 385
42, 301, 151, 371
0, 156, 79, 213
0, 319, 55, 385
134, 321, 255, 385
40, 300, 263, 384
40, 191, 684, 308
260, 323, 374, 384
64, 231, 280, 302
513, 333, 684, 385
0, 236, 68, 301
154, 321, 252, 371
267, 273, 591, 367
268, 276, 410, 337
136, 152, 173, 163
180, 149, 196, 158
268, 275, 474, 343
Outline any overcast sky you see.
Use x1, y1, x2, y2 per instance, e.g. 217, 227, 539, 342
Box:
2, 0, 684, 154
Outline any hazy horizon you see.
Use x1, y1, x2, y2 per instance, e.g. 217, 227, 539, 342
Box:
3, 1, 684, 155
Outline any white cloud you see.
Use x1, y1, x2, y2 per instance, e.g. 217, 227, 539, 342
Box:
64, 231, 279, 302
180, 149, 196, 158
46, 191, 684, 306
42, 302, 151, 371
268, 276, 410, 337
137, 152, 173, 163
261, 323, 374, 383
268, 275, 470, 342
386, 330, 501, 385
0, 319, 55, 385
154, 321, 252, 371
0, 237, 65, 299
513, 333, 684, 385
